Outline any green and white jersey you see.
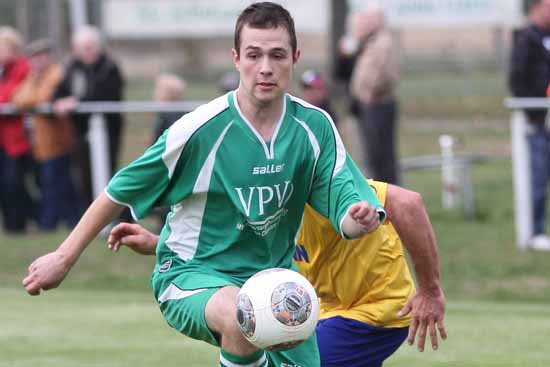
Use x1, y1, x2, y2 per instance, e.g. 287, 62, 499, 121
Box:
106, 91, 383, 291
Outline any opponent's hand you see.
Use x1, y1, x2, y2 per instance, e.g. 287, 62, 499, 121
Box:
108, 223, 158, 255
22, 251, 72, 296
348, 201, 380, 233
398, 289, 447, 352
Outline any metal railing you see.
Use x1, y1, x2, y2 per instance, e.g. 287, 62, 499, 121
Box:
504, 97, 550, 250
0, 100, 206, 202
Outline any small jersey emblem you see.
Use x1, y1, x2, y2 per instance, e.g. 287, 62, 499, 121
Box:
159, 259, 172, 273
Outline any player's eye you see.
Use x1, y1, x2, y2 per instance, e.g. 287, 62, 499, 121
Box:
272, 52, 286, 60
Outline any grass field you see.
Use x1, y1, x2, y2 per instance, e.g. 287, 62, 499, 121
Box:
2, 71, 549, 366
2, 287, 550, 367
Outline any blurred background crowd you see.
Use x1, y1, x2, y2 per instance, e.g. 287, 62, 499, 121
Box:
0, 0, 549, 252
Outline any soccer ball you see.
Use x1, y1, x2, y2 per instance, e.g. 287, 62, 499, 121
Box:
236, 268, 319, 351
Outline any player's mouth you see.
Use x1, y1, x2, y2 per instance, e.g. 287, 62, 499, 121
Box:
257, 82, 277, 90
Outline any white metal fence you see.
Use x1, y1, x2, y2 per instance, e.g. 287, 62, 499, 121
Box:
504, 97, 550, 250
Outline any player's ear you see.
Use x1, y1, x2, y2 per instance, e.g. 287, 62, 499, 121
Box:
293, 48, 301, 65
232, 48, 240, 70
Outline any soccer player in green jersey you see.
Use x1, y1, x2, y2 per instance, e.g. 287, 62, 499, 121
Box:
23, 3, 384, 367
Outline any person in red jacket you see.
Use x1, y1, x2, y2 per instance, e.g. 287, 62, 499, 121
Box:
0, 26, 36, 232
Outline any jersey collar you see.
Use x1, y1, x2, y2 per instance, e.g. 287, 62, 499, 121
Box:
228, 90, 287, 160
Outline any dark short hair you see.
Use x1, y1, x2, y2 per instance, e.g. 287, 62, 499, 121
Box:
234, 2, 297, 56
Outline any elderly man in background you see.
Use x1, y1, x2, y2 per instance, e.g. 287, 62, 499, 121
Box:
53, 25, 125, 208
349, 5, 400, 184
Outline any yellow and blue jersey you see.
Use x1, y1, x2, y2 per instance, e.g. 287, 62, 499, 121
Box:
294, 180, 415, 328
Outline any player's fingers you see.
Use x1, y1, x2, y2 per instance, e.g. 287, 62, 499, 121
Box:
121, 234, 142, 248
398, 300, 412, 317
27, 259, 39, 272
437, 318, 448, 340
407, 317, 418, 346
348, 204, 360, 217
111, 240, 121, 252
107, 235, 114, 249
110, 222, 133, 236
364, 213, 380, 232
429, 319, 438, 350
417, 319, 427, 352
357, 205, 374, 220
25, 281, 42, 296
22, 274, 34, 287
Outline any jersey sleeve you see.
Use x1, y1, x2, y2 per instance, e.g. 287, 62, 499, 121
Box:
105, 128, 196, 220
307, 113, 384, 237
345, 154, 386, 222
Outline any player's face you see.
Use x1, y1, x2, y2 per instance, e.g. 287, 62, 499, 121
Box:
233, 25, 300, 107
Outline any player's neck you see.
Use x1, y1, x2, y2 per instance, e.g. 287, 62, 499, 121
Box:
236, 90, 285, 141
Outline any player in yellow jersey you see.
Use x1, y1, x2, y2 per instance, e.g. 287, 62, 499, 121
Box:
296, 177, 446, 366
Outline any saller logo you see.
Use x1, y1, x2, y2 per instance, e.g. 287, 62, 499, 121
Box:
252, 163, 285, 175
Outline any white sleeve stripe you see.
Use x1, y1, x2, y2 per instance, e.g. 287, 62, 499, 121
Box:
289, 95, 346, 177
104, 188, 139, 221
162, 94, 229, 178
339, 204, 353, 238
292, 116, 320, 158
193, 122, 233, 192
220, 353, 268, 367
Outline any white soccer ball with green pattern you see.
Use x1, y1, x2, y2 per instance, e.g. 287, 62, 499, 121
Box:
236, 268, 319, 351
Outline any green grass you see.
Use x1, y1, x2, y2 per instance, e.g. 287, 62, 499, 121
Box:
399, 71, 508, 118
2, 288, 550, 367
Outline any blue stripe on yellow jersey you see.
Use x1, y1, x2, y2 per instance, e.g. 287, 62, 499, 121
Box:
294, 180, 415, 328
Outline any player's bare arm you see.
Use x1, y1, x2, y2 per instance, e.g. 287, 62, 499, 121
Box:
341, 201, 380, 238
22, 192, 124, 295
386, 184, 447, 352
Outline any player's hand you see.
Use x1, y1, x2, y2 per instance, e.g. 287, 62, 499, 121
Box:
22, 251, 72, 296
108, 223, 158, 255
348, 201, 380, 233
398, 288, 447, 352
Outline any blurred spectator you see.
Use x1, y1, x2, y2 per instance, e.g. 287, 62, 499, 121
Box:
0, 26, 36, 233
300, 69, 337, 121
149, 72, 187, 231
152, 72, 186, 142
53, 25, 125, 207
509, 0, 550, 247
13, 39, 82, 230
349, 5, 400, 184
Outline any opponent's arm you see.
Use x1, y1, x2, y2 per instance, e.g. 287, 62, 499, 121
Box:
23, 192, 124, 295
108, 222, 159, 255
385, 184, 447, 352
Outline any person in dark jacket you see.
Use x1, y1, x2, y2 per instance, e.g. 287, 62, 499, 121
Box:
509, 0, 550, 246
53, 25, 125, 208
